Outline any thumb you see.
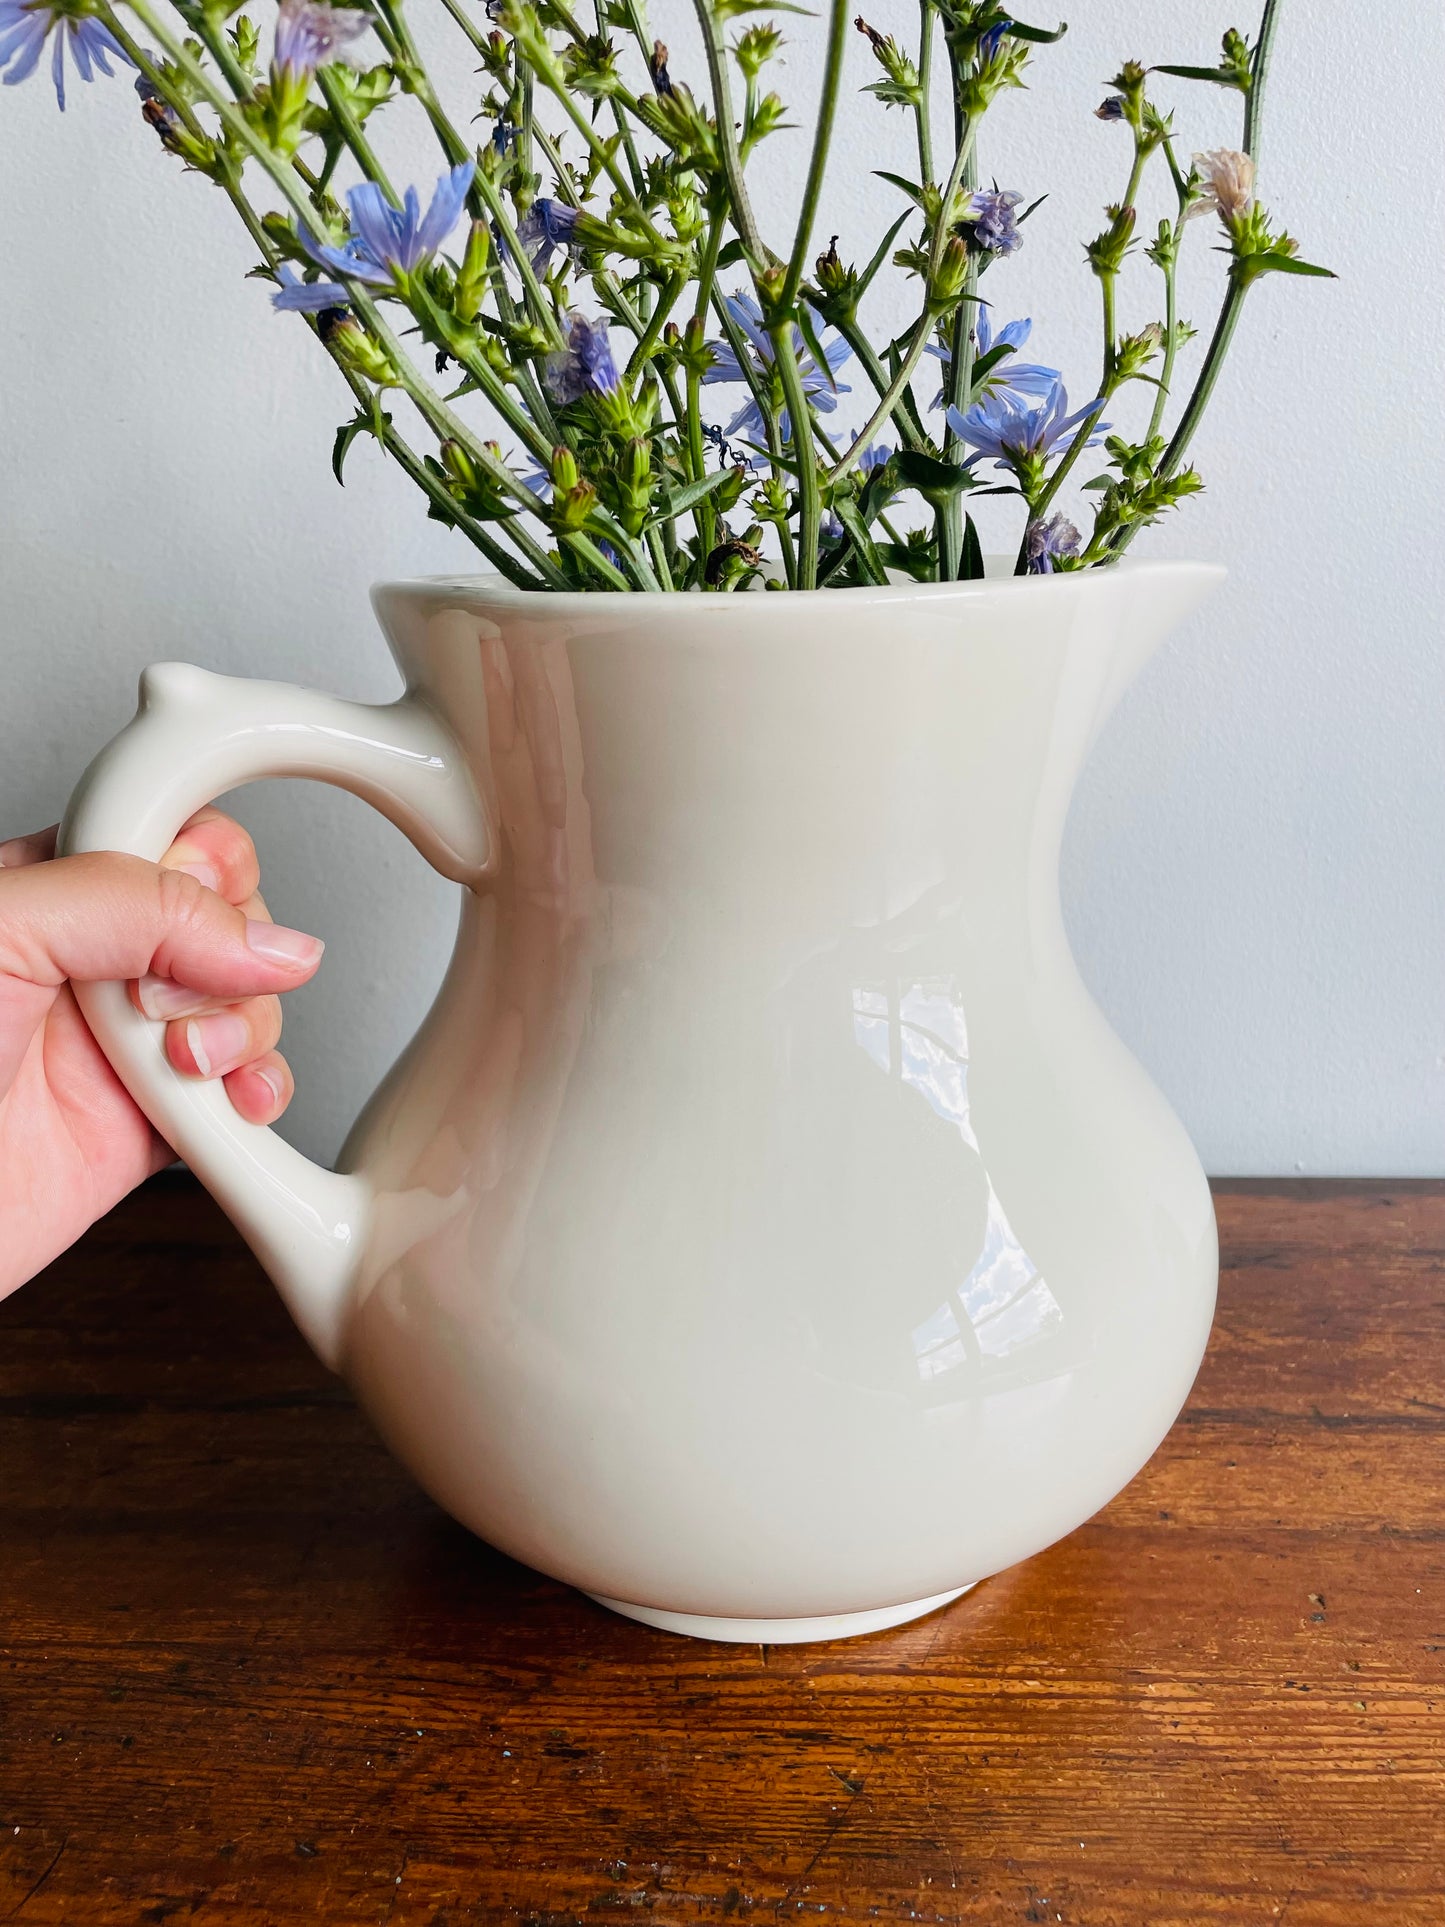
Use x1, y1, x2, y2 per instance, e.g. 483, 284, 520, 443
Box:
0, 851, 323, 999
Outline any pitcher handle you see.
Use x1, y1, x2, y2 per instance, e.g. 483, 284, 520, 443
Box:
58, 661, 492, 1370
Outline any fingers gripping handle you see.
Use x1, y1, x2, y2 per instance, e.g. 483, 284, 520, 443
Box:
59, 663, 492, 1371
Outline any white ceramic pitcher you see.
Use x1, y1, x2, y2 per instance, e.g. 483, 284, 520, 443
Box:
61, 563, 1222, 1643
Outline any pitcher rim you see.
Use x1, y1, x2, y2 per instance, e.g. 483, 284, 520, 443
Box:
373, 556, 1226, 616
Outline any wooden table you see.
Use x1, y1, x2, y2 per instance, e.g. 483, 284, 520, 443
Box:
1, 1177, 1441, 1925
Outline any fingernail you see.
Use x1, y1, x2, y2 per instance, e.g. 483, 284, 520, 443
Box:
137, 974, 210, 1021
171, 856, 223, 893
245, 920, 324, 969
185, 1012, 251, 1078
254, 1064, 286, 1112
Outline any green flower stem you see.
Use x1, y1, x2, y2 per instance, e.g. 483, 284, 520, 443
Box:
834, 318, 925, 449
353, 281, 553, 474
316, 66, 398, 202
915, 0, 935, 182
590, 517, 662, 590
707, 291, 779, 462
826, 318, 929, 486
624, 270, 685, 380
182, 7, 254, 103
645, 524, 675, 590
1021, 387, 1114, 540
693, 198, 726, 327
935, 23, 979, 579
99, 10, 208, 142
371, 421, 551, 589
466, 169, 567, 351
684, 365, 717, 564
561, 532, 633, 590
770, 329, 821, 584
125, 0, 327, 227
828, 116, 979, 485
522, 55, 671, 257
124, 0, 566, 538
587, 0, 650, 201
937, 248, 975, 577
1153, 281, 1246, 482
1099, 270, 1117, 391
692, 0, 772, 269
779, 0, 848, 314
1114, 0, 1277, 555
109, 59, 552, 591
380, 9, 557, 429
1244, 0, 1280, 162
526, 125, 644, 330
1146, 218, 1189, 447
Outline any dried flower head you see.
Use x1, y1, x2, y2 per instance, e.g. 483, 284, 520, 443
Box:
273, 0, 370, 84
1188, 148, 1257, 223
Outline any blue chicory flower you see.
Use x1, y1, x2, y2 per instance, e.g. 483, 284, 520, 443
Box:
0, 1, 130, 109
820, 512, 845, 543
272, 0, 370, 83
1095, 95, 1126, 121
271, 260, 350, 314
858, 443, 891, 474
703, 292, 852, 457
519, 459, 553, 501
946, 379, 1109, 469
302, 163, 474, 287
927, 307, 1060, 411
1023, 512, 1081, 573
545, 313, 620, 403
516, 197, 580, 272
490, 119, 519, 153
962, 187, 1024, 256
977, 20, 1010, 63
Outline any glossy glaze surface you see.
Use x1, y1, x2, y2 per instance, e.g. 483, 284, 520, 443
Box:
64, 567, 1223, 1628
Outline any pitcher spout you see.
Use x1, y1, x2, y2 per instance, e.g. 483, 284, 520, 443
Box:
1092, 559, 1227, 741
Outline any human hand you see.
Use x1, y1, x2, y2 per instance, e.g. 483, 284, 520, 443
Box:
0, 809, 322, 1299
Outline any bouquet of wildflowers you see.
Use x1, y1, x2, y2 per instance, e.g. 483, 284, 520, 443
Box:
2, 0, 1328, 592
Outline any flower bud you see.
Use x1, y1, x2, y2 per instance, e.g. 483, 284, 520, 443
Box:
455, 219, 492, 323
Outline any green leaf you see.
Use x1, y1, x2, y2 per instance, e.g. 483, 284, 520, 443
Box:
646, 465, 740, 527
960, 513, 985, 580
895, 449, 976, 497
858, 460, 901, 521
1006, 17, 1067, 43
876, 538, 937, 582
716, 238, 749, 269
874, 169, 929, 209
332, 410, 376, 486
714, 0, 814, 16
966, 341, 1015, 396
1151, 63, 1244, 87
794, 305, 838, 395
832, 495, 889, 585
1255, 254, 1336, 277
856, 209, 912, 301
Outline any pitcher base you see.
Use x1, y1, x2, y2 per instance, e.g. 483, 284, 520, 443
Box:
586, 1583, 974, 1644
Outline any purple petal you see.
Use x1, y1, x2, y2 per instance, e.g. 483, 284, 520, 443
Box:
346, 180, 399, 267
273, 279, 349, 312
0, 19, 45, 73
50, 25, 64, 108
415, 161, 474, 258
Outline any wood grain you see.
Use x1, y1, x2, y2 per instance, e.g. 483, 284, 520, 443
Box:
0, 1176, 1441, 1926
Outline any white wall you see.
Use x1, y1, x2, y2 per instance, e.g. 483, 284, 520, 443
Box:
1, 1, 1440, 1175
